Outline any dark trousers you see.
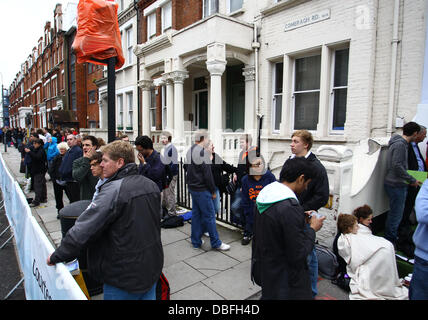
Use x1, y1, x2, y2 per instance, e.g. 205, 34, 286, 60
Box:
53, 181, 66, 211
397, 185, 419, 247
33, 173, 47, 204
65, 181, 80, 203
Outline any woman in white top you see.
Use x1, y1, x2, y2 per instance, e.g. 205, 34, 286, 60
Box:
337, 208, 408, 300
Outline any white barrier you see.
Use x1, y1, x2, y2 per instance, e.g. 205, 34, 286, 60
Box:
0, 152, 87, 300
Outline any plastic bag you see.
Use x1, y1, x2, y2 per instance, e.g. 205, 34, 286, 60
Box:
72, 0, 124, 69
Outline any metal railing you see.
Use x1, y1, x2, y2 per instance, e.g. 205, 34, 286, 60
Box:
176, 158, 242, 229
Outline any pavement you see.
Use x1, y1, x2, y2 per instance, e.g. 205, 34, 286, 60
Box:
0, 145, 348, 300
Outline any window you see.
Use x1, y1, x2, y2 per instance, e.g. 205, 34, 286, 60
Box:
272, 62, 283, 133
88, 90, 97, 104
127, 92, 133, 129
162, 1, 172, 32
150, 89, 157, 130
293, 54, 321, 131
229, 0, 243, 12
88, 63, 97, 74
126, 27, 133, 64
203, 0, 219, 18
118, 94, 123, 128
147, 12, 156, 39
331, 48, 349, 131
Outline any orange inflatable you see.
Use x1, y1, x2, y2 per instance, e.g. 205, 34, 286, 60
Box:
72, 0, 124, 69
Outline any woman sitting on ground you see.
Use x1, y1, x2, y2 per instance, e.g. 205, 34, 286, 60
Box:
337, 211, 408, 300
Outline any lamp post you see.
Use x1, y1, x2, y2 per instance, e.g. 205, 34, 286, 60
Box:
0, 71, 6, 152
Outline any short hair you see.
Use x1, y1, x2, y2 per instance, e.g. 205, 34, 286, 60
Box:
279, 157, 315, 183
337, 213, 358, 234
97, 137, 106, 147
82, 135, 99, 148
403, 121, 421, 136
292, 130, 314, 151
161, 131, 172, 142
101, 140, 135, 164
31, 132, 39, 139
57, 142, 69, 150
36, 128, 44, 135
352, 205, 373, 221
89, 150, 103, 164
33, 138, 43, 145
135, 135, 153, 150
194, 130, 208, 143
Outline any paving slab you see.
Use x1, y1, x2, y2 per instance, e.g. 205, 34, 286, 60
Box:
163, 239, 205, 268
171, 282, 225, 300
161, 228, 189, 246
185, 250, 241, 277
163, 261, 207, 294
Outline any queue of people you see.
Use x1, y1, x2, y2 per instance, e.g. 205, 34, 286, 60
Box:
3, 122, 426, 301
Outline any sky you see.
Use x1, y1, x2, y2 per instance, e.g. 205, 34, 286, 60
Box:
0, 0, 70, 89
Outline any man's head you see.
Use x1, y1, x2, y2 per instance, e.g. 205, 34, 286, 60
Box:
247, 154, 267, 176
415, 125, 427, 143
66, 134, 77, 148
291, 130, 313, 157
30, 132, 39, 142
279, 157, 315, 195
402, 122, 421, 142
100, 140, 135, 178
121, 135, 130, 143
239, 134, 252, 151
89, 151, 104, 178
135, 135, 154, 157
33, 138, 43, 149
82, 135, 99, 157
160, 131, 172, 146
194, 130, 209, 147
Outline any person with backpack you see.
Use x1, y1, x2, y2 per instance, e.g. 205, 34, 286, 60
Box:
25, 138, 48, 207
160, 131, 179, 216
252, 157, 325, 299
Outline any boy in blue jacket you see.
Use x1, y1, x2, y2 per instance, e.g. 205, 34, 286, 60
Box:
241, 155, 276, 245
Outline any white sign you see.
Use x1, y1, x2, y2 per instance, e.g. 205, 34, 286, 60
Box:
284, 9, 331, 32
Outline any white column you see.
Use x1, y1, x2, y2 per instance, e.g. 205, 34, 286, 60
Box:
162, 73, 175, 132
243, 65, 256, 132
317, 45, 332, 137
171, 71, 188, 144
206, 60, 226, 155
139, 79, 153, 136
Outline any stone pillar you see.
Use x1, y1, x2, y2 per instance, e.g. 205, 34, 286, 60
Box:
139, 79, 153, 136
171, 70, 188, 144
206, 43, 227, 156
243, 65, 256, 132
162, 73, 175, 132
317, 45, 332, 137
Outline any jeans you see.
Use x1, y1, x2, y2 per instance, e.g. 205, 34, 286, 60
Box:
213, 188, 220, 214
307, 247, 318, 297
189, 189, 222, 249
409, 255, 428, 300
103, 282, 156, 300
384, 184, 408, 244
231, 188, 243, 226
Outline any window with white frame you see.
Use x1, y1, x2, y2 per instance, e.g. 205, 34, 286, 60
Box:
229, 0, 243, 13
162, 1, 172, 32
272, 62, 283, 133
147, 12, 156, 39
293, 54, 321, 131
127, 92, 133, 129
118, 94, 124, 128
126, 27, 133, 64
203, 0, 219, 18
330, 48, 349, 131
150, 89, 157, 130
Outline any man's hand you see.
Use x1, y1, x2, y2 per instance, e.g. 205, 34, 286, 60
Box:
137, 152, 145, 164
24, 148, 30, 153
233, 174, 237, 183
46, 254, 55, 266
410, 180, 423, 187
212, 193, 217, 200
83, 148, 95, 158
309, 215, 326, 232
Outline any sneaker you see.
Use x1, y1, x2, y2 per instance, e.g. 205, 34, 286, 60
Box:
215, 242, 230, 251
241, 236, 252, 246
203, 232, 209, 237
29, 202, 40, 208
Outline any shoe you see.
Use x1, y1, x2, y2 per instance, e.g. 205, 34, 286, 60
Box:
29, 202, 40, 208
203, 232, 209, 237
241, 236, 252, 246
215, 242, 230, 251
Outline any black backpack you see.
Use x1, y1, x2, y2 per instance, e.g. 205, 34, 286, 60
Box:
315, 244, 339, 280
160, 215, 184, 228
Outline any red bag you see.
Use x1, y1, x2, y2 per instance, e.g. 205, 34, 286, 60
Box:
156, 272, 170, 300
72, 0, 124, 69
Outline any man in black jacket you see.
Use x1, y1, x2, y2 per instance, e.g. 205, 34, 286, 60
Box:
282, 130, 329, 298
25, 138, 48, 207
398, 125, 427, 256
47, 140, 164, 300
59, 134, 83, 203
252, 157, 325, 299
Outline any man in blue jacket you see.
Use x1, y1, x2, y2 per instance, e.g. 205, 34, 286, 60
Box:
135, 135, 166, 193
58, 134, 83, 203
410, 179, 428, 300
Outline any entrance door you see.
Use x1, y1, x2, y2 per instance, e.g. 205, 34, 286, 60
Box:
226, 65, 245, 131
194, 90, 208, 129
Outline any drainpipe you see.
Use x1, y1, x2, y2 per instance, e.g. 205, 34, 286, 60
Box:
252, 23, 260, 117
387, 0, 400, 136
